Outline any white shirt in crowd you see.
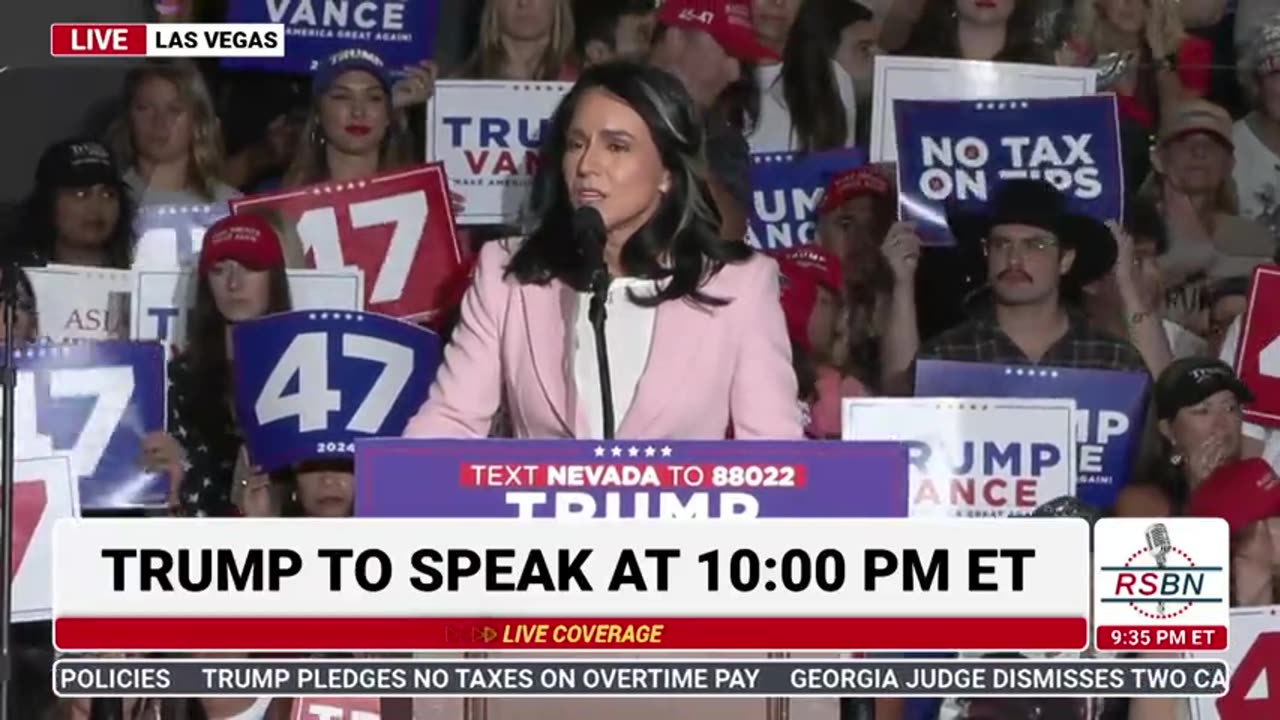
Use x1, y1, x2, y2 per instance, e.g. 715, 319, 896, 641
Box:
573, 277, 658, 439
1220, 316, 1280, 473
1232, 118, 1280, 240
749, 62, 860, 154
124, 169, 241, 208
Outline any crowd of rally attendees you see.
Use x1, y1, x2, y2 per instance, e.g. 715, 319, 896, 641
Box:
5, 0, 1280, 718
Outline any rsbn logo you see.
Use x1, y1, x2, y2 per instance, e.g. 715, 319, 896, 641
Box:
1098, 522, 1226, 620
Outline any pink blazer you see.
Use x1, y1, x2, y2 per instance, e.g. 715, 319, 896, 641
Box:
404, 239, 802, 440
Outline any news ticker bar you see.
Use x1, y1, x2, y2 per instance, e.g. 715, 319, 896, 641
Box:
55, 658, 1228, 698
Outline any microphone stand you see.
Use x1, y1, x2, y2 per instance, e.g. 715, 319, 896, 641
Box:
0, 265, 18, 720
588, 271, 616, 440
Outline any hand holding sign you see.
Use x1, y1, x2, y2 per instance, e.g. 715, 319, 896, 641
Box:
234, 310, 443, 471
893, 95, 1124, 245
231, 164, 462, 320
3, 341, 166, 509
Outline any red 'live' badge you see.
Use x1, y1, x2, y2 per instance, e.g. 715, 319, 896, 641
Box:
231, 164, 465, 322
1234, 265, 1280, 429
13, 479, 48, 579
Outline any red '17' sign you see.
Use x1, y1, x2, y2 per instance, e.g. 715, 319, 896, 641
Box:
1234, 265, 1280, 429
231, 164, 464, 321
292, 697, 381, 719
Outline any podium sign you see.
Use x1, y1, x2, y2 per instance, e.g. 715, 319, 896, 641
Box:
354, 439, 910, 518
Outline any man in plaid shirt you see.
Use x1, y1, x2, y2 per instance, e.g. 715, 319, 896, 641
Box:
917, 180, 1149, 374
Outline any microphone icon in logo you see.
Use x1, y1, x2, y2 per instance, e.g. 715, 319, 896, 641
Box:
1145, 523, 1172, 613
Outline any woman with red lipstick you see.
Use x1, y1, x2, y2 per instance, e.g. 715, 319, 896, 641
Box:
108, 60, 239, 207
283, 49, 415, 188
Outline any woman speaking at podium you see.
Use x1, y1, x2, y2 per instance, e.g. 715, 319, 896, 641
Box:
404, 61, 801, 440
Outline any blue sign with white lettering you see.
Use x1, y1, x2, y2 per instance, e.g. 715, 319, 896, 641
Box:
914, 359, 1150, 508
9, 341, 167, 509
233, 310, 443, 471
894, 95, 1124, 245
221, 0, 441, 74
747, 148, 866, 250
132, 204, 228, 268
355, 439, 911, 519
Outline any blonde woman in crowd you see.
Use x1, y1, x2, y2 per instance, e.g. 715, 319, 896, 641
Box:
1062, 0, 1209, 132
108, 60, 238, 206
457, 0, 578, 81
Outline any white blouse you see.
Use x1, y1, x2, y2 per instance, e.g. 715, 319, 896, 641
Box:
572, 277, 659, 439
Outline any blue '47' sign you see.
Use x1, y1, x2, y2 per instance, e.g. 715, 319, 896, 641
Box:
233, 310, 443, 471
5, 341, 167, 509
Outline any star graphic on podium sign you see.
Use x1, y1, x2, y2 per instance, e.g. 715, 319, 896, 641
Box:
611, 447, 623, 457
661, 446, 673, 457
593, 446, 605, 457
628, 446, 640, 457
644, 446, 656, 457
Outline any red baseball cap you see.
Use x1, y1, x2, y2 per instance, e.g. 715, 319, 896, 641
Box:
657, 0, 780, 63
1188, 457, 1280, 534
774, 246, 843, 351
199, 213, 286, 274
818, 167, 892, 216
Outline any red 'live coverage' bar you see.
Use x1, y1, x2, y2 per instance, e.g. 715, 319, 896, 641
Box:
54, 616, 1088, 652
51, 24, 148, 56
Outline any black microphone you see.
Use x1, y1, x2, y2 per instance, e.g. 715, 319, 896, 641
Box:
572, 206, 616, 440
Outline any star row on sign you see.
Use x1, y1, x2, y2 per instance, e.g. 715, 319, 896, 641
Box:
1003, 367, 1060, 378
151, 204, 221, 216
12, 344, 79, 360
973, 101, 1031, 110
593, 445, 674, 458
306, 312, 364, 322
309, 180, 370, 195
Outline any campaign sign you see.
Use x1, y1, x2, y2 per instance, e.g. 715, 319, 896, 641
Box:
1234, 265, 1280, 429
13, 456, 79, 622
234, 310, 443, 471
27, 266, 132, 342
894, 95, 1123, 246
843, 397, 1076, 518
231, 164, 462, 321
426, 80, 573, 225
1192, 605, 1280, 719
132, 203, 230, 268
914, 360, 1149, 509
747, 147, 867, 250
869, 56, 1097, 164
354, 439, 910, 518
292, 697, 381, 719
5, 341, 167, 509
222, 0, 441, 75
131, 267, 365, 347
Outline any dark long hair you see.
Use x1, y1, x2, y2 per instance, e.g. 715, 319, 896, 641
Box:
183, 265, 292, 437
10, 179, 135, 269
781, 0, 872, 152
506, 61, 752, 306
902, 0, 1044, 63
